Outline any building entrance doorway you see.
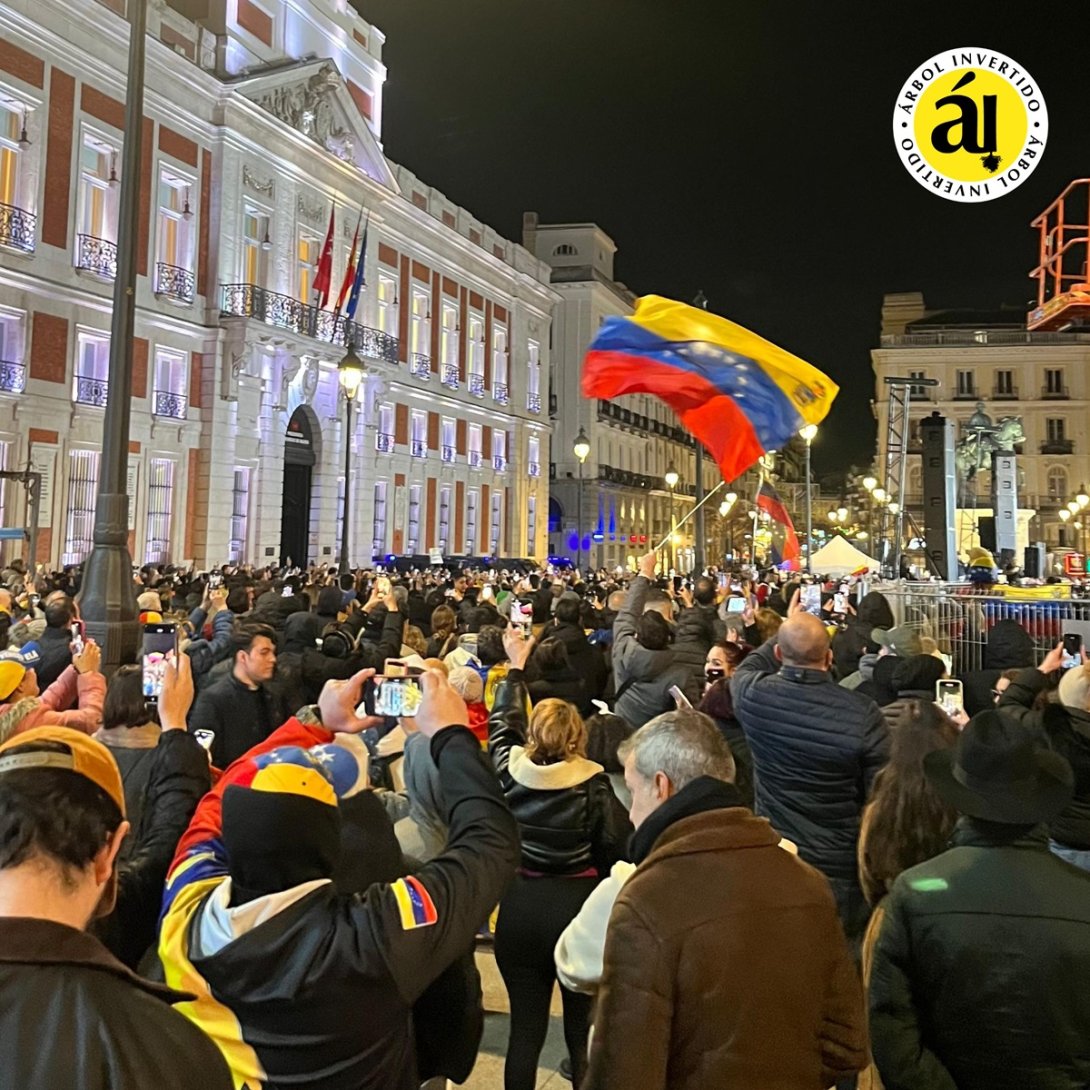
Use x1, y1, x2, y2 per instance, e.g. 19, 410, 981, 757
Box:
281, 407, 316, 566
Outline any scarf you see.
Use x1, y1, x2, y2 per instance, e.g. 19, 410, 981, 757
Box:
629, 775, 745, 865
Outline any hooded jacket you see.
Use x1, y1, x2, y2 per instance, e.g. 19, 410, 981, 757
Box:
394, 732, 449, 864
672, 607, 717, 705
961, 619, 1035, 715
833, 591, 894, 681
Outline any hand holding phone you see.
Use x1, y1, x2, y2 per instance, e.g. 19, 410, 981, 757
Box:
142, 622, 177, 703
936, 679, 964, 717
801, 585, 823, 617
668, 684, 692, 709
1062, 632, 1083, 670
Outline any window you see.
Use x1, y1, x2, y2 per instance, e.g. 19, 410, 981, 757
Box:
466, 489, 478, 553
377, 274, 398, 335
0, 103, 34, 251
410, 288, 430, 357
528, 435, 540, 477
411, 410, 427, 458
492, 428, 507, 472
527, 339, 541, 411
955, 370, 974, 397
372, 481, 388, 556
1046, 368, 1065, 395
62, 450, 100, 565
468, 423, 482, 468
0, 308, 26, 392
438, 485, 451, 551
440, 302, 458, 383
527, 495, 536, 553
296, 231, 321, 303
74, 330, 109, 407
467, 313, 484, 395
228, 468, 251, 563
553, 244, 577, 256
994, 369, 1014, 396
490, 491, 502, 554
406, 484, 421, 553
152, 348, 187, 418
0, 104, 24, 209
441, 417, 456, 462
376, 403, 394, 452
1048, 466, 1068, 498
492, 327, 508, 401
156, 170, 194, 300
0, 441, 9, 549
242, 207, 269, 286
144, 458, 174, 564
76, 132, 119, 275
1047, 418, 1067, 442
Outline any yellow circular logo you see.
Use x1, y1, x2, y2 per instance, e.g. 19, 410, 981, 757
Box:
893, 48, 1047, 202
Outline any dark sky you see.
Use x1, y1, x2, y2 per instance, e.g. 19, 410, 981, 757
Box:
355, 0, 1089, 476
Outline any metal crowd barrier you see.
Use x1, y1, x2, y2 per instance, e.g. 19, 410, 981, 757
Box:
868, 581, 1090, 676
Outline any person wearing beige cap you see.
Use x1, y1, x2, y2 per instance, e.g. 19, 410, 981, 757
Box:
0, 709, 231, 1088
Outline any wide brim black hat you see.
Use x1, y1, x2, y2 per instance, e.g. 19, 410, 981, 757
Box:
924, 710, 1074, 825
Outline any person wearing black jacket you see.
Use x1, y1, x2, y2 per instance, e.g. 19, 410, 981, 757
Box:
34, 596, 76, 690
525, 636, 588, 712
490, 626, 631, 1090
960, 618, 1035, 715
549, 595, 608, 705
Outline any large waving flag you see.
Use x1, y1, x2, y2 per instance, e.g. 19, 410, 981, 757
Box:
334, 209, 363, 316
345, 213, 369, 321
757, 478, 800, 568
311, 207, 336, 309
582, 295, 838, 481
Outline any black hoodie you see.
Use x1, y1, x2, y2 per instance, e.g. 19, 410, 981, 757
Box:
961, 619, 1035, 715
832, 591, 894, 681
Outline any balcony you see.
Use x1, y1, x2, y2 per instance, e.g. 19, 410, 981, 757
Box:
442, 363, 459, 389
74, 375, 108, 407
493, 455, 507, 472
952, 388, 978, 401
0, 361, 26, 394
152, 389, 187, 420
76, 234, 117, 279
882, 328, 1090, 347
1041, 439, 1075, 455
468, 450, 482, 469
493, 381, 509, 405
992, 385, 1019, 400
410, 353, 431, 380
1042, 385, 1070, 399
468, 373, 485, 397
441, 444, 456, 463
375, 432, 395, 453
220, 284, 399, 364
0, 203, 35, 253
411, 440, 427, 459
528, 461, 540, 478
527, 391, 541, 413
155, 263, 194, 304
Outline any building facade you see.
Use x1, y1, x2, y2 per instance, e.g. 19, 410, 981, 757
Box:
0, 0, 556, 569
872, 292, 1090, 554
524, 215, 722, 572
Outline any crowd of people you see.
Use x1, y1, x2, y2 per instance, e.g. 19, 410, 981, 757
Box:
0, 550, 1088, 1089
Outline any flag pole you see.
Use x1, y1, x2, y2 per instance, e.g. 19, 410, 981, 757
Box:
654, 481, 725, 552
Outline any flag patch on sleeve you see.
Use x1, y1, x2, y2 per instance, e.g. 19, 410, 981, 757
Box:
392, 876, 438, 930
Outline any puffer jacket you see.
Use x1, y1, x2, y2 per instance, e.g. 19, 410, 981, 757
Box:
731, 637, 889, 881
611, 577, 692, 729
998, 667, 1090, 850
673, 607, 716, 704
961, 618, 1035, 715
832, 591, 893, 681
489, 670, 630, 875
869, 820, 1090, 1090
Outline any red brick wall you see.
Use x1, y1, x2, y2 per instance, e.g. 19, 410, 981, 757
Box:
189, 352, 203, 409
184, 447, 200, 557
411, 260, 429, 283
128, 440, 141, 454
197, 148, 211, 297
352, 28, 368, 49
158, 125, 198, 167
378, 241, 398, 268
0, 41, 44, 87
237, 0, 273, 45
81, 85, 124, 129
455, 419, 466, 455
480, 484, 490, 554
43, 68, 75, 249
347, 81, 372, 122
430, 272, 441, 373
398, 255, 409, 363
28, 428, 58, 445
441, 211, 455, 229
394, 404, 408, 445
458, 286, 467, 382
455, 481, 465, 550
483, 300, 493, 389
425, 478, 436, 548
469, 290, 483, 311
30, 313, 67, 383
160, 24, 195, 61
136, 116, 154, 276
412, 191, 427, 210
426, 412, 438, 451
131, 337, 148, 398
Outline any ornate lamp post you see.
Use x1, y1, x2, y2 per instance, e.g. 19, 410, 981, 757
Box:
800, 424, 817, 572
573, 427, 590, 573
337, 347, 365, 575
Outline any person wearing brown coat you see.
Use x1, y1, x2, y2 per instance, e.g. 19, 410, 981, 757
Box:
585, 708, 867, 1090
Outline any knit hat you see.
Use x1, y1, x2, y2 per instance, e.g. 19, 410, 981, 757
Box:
1058, 664, 1090, 714
0, 642, 40, 702
137, 590, 161, 611
0, 724, 125, 816
871, 625, 923, 658
448, 665, 484, 704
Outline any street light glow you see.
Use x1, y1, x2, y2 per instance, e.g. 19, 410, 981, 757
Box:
872, 487, 887, 503
799, 423, 818, 442
1078, 483, 1090, 507
573, 427, 591, 463
862, 476, 877, 491
337, 347, 366, 399
664, 464, 679, 489
1060, 509, 1071, 521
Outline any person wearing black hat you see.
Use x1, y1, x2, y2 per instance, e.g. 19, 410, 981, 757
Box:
868, 710, 1090, 1090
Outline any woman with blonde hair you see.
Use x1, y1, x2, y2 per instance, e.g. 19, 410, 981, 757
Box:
489, 627, 630, 1090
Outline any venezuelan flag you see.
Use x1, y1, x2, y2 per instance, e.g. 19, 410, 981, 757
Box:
582, 295, 838, 482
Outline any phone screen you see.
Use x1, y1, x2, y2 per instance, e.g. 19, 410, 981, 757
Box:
801, 585, 823, 617
512, 598, 534, 637
667, 684, 692, 709
142, 623, 176, 703
726, 597, 746, 614
209, 572, 224, 590
936, 679, 964, 716
833, 592, 847, 613
1062, 633, 1082, 670
373, 676, 423, 717
717, 573, 730, 591
70, 620, 85, 656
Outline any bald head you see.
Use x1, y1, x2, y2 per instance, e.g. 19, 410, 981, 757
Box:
776, 613, 831, 670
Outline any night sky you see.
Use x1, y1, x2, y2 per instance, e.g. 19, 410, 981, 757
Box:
356, 0, 1090, 476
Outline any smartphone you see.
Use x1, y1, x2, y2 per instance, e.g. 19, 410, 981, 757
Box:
481, 585, 494, 601
209, 571, 224, 590
193, 729, 215, 752
833, 592, 847, 614
801, 584, 823, 617
726, 597, 746, 614
511, 598, 534, 638
376, 575, 391, 597
142, 622, 176, 703
717, 573, 730, 591
936, 679, 964, 717
667, 684, 692, 709
281, 586, 294, 598
1062, 632, 1083, 670
70, 620, 86, 656
373, 675, 423, 717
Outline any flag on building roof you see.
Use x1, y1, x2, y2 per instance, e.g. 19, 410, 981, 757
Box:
581, 294, 838, 482
757, 478, 800, 568
312, 206, 336, 309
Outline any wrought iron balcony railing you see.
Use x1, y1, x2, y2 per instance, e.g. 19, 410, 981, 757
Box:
220, 284, 399, 364
992, 385, 1019, 400
468, 450, 482, 469
1041, 439, 1075, 455
411, 440, 428, 458
155, 262, 195, 304
442, 445, 456, 463
153, 389, 187, 419
76, 234, 118, 279
1042, 385, 1070, 399
375, 432, 395, 453
75, 375, 108, 407
527, 391, 541, 413
0, 361, 26, 394
528, 461, 540, 478
442, 363, 459, 389
468, 373, 485, 397
0, 203, 35, 253
410, 353, 431, 379
493, 455, 507, 472
493, 381, 509, 404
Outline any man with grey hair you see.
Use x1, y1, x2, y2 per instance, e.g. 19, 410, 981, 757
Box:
581, 708, 866, 1090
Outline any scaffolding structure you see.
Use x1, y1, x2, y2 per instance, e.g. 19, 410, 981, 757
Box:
1028, 178, 1090, 331
882, 375, 937, 574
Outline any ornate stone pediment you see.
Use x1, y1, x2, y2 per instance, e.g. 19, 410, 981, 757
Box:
234, 59, 398, 193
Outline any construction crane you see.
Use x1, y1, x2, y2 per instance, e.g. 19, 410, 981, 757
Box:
1028, 179, 1090, 331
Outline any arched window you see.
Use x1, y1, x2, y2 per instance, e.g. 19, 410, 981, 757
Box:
1048, 465, 1067, 498
553, 243, 577, 256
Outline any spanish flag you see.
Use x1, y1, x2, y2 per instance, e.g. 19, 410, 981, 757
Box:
582, 295, 838, 482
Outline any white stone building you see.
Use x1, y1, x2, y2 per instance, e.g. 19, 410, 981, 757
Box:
872, 292, 1090, 552
0, 0, 556, 568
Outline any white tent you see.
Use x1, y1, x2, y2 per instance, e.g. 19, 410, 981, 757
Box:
808, 535, 880, 577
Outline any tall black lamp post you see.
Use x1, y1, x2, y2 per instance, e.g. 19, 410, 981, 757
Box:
573, 426, 590, 573
338, 346, 365, 575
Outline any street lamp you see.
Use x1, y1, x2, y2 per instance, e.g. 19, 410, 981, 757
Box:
1078, 483, 1090, 508
573, 427, 590, 572
888, 501, 900, 515
719, 491, 737, 559
863, 475, 877, 492
665, 463, 679, 572
337, 347, 365, 575
800, 423, 817, 572
872, 487, 887, 503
